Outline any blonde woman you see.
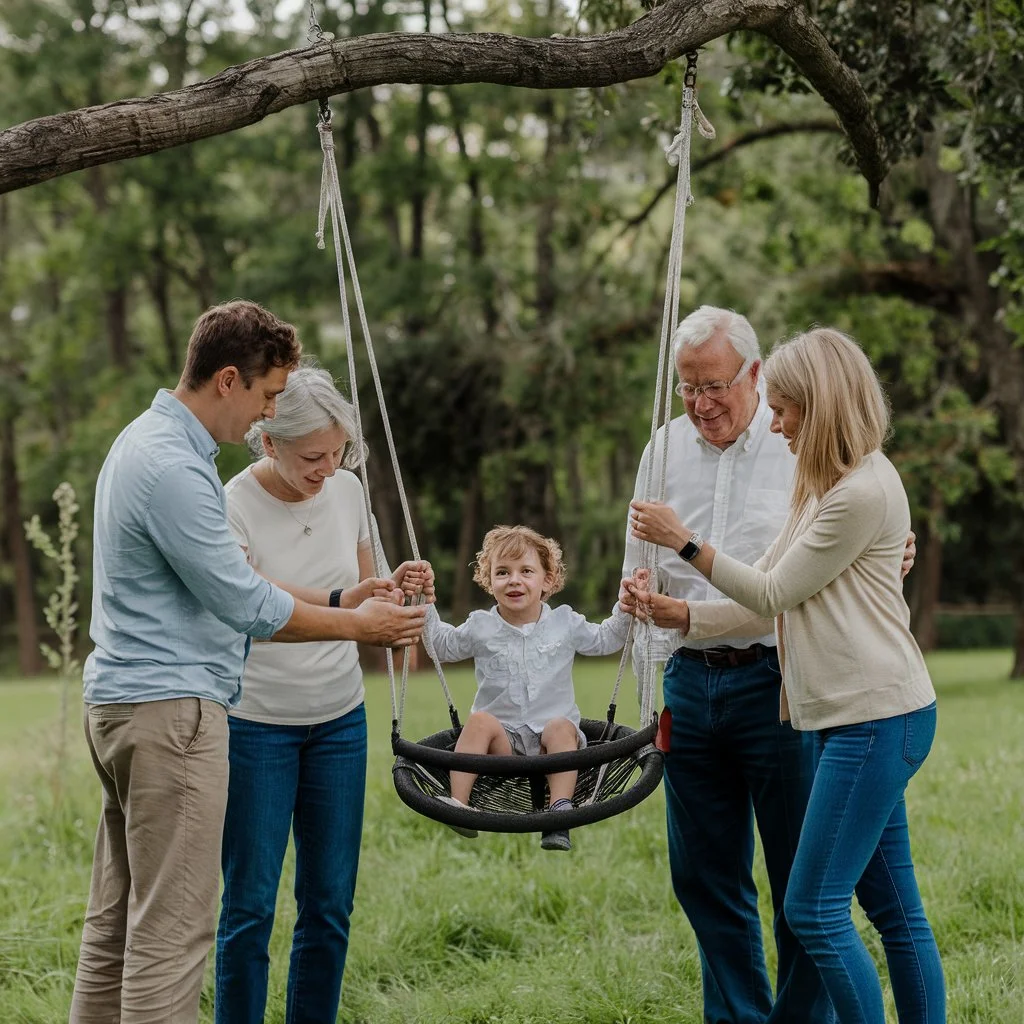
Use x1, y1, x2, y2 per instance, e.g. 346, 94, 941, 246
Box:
625, 329, 943, 1024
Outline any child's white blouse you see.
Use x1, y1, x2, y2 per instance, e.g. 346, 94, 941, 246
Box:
425, 603, 631, 732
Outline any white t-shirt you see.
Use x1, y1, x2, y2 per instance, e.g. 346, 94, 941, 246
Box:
224, 465, 370, 725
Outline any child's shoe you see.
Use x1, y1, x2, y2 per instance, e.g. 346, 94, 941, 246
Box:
540, 797, 573, 851
437, 795, 479, 838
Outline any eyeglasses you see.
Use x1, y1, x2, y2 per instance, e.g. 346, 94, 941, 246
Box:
675, 358, 756, 401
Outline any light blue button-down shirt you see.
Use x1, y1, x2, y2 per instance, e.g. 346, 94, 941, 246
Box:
83, 390, 296, 707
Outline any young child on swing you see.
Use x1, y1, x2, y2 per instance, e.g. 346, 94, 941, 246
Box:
425, 524, 632, 852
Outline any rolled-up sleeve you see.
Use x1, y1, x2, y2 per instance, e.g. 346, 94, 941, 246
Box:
146, 464, 295, 637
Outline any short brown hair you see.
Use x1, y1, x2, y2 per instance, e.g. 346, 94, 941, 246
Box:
472, 525, 567, 599
182, 300, 302, 390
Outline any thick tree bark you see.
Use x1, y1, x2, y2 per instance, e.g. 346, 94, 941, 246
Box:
0, 0, 887, 196
0, 419, 43, 676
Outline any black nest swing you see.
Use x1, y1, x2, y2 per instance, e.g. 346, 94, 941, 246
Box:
392, 713, 663, 834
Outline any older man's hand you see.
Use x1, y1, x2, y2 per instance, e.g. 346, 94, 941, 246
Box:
901, 531, 916, 580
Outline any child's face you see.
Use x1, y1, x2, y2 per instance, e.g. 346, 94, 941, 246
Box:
489, 545, 552, 624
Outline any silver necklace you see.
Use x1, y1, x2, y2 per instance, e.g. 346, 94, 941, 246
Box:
284, 494, 317, 536
261, 464, 317, 535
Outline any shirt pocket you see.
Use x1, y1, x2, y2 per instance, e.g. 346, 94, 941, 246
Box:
739, 488, 790, 563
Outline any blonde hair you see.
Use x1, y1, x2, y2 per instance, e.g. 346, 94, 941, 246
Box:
472, 525, 567, 599
764, 327, 890, 512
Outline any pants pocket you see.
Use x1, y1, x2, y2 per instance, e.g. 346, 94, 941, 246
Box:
175, 697, 207, 754
902, 703, 936, 768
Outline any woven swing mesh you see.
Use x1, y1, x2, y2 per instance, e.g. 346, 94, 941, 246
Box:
394, 719, 651, 814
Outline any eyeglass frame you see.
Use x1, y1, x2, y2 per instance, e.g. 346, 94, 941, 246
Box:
674, 356, 758, 402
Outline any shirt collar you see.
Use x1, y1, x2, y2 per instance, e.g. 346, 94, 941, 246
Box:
151, 389, 220, 460
692, 390, 768, 456
489, 602, 550, 631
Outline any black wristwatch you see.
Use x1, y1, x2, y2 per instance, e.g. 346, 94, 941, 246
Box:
678, 531, 704, 562
328, 588, 344, 608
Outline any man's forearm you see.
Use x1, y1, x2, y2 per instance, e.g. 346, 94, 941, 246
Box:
272, 595, 426, 647
268, 579, 331, 606
273, 599, 360, 641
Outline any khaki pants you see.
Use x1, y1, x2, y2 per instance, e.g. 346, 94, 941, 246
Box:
70, 697, 229, 1024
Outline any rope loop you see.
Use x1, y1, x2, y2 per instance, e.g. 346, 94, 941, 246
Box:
306, 0, 325, 45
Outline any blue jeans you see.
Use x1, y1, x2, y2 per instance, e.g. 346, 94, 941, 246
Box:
785, 704, 944, 1023
215, 705, 367, 1024
663, 649, 833, 1024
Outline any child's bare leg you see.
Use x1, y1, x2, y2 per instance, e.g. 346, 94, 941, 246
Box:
540, 717, 581, 805
450, 711, 514, 804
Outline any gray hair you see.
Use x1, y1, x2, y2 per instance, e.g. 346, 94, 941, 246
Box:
246, 359, 367, 469
672, 305, 761, 364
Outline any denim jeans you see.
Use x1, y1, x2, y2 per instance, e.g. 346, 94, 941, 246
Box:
663, 650, 833, 1024
215, 704, 367, 1024
784, 704, 944, 1024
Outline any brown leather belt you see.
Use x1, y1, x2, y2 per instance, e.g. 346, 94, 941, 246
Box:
675, 643, 773, 668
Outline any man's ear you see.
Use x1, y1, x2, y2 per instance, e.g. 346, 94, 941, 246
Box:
213, 365, 241, 395
749, 359, 762, 385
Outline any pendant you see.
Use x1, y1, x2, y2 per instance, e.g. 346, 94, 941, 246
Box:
303, 525, 312, 536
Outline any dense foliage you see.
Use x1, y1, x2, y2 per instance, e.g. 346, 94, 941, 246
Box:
1, 0, 1021, 673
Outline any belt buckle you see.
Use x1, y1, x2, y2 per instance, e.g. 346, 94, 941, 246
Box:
703, 647, 726, 667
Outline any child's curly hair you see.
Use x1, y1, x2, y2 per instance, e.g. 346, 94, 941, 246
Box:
472, 525, 567, 600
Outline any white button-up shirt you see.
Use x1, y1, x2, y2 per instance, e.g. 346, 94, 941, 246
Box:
426, 603, 631, 732
622, 395, 795, 659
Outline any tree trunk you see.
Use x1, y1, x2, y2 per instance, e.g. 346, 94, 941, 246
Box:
908, 492, 943, 653
451, 472, 481, 622
0, 418, 43, 676
149, 227, 178, 372
86, 166, 132, 368
1012, 607, 1024, 680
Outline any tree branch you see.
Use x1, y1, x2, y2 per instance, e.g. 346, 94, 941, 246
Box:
623, 117, 842, 232
0, 0, 887, 196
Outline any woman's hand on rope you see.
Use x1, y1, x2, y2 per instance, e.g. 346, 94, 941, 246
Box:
619, 572, 690, 633
393, 560, 436, 605
629, 500, 691, 552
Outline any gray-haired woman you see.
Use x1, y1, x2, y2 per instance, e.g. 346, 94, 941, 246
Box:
214, 361, 429, 1024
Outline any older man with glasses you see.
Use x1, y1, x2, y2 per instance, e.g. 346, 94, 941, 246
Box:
621, 306, 833, 1023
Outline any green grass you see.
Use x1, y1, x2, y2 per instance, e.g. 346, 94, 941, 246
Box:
1, 651, 1022, 1022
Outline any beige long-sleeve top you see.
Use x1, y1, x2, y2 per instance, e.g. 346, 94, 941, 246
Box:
688, 450, 935, 731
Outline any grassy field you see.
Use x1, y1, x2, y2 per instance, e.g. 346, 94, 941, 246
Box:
1, 650, 1022, 1023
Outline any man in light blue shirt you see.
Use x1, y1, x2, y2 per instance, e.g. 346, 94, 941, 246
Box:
70, 300, 426, 1024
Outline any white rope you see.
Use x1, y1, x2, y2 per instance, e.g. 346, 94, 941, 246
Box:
627, 58, 714, 728
316, 119, 455, 733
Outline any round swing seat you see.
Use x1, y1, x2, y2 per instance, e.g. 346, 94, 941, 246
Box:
392, 718, 663, 834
